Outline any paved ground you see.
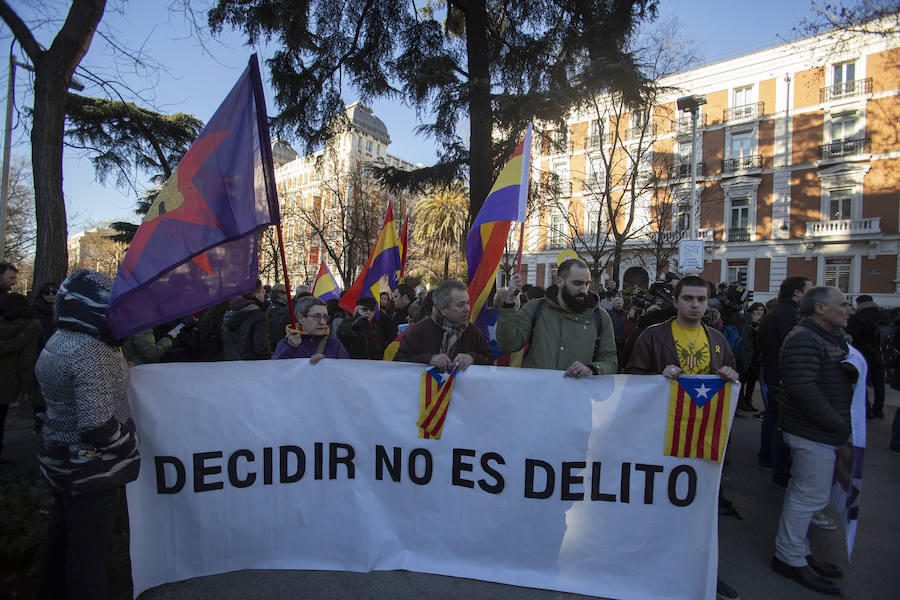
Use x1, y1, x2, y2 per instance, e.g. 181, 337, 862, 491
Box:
4, 386, 899, 600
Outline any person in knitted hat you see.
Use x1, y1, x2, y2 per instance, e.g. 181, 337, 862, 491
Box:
34, 269, 141, 599
337, 296, 388, 360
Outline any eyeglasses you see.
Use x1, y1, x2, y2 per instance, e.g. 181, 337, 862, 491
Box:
302, 313, 328, 321
45, 290, 58, 295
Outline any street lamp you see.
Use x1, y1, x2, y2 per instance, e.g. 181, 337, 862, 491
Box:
676, 94, 707, 241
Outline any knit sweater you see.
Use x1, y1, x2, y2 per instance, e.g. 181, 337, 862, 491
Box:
35, 330, 140, 496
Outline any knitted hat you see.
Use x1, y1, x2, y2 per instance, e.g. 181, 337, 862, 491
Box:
55, 269, 117, 346
357, 296, 377, 309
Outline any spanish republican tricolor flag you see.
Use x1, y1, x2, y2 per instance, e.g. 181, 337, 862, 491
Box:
466, 125, 532, 332
339, 201, 402, 313
418, 366, 459, 439
312, 260, 341, 302
665, 376, 735, 462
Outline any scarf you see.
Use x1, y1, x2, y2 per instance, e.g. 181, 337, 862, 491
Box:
431, 310, 466, 358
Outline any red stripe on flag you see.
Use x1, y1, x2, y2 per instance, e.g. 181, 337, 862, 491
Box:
683, 394, 697, 458
710, 389, 726, 461
670, 386, 684, 456
423, 373, 455, 433
697, 399, 712, 460
467, 221, 512, 318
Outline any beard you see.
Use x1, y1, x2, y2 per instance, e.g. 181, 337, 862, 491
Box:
561, 285, 588, 313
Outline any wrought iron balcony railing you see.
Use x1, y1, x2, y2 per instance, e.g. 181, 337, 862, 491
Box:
805, 217, 881, 237
584, 135, 603, 150
723, 154, 761, 173
625, 123, 657, 139
675, 113, 708, 132
669, 160, 704, 179
727, 227, 752, 242
819, 137, 871, 160
542, 180, 572, 197
819, 77, 873, 102
723, 101, 764, 122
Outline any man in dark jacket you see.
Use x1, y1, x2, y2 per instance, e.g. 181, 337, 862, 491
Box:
338, 297, 387, 360
221, 281, 270, 360
267, 283, 291, 353
847, 295, 887, 418
394, 280, 492, 370
770, 286, 853, 596
384, 283, 415, 340
758, 276, 811, 484
607, 295, 627, 370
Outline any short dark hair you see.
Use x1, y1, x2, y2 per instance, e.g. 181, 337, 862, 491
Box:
778, 276, 811, 301
432, 280, 467, 309
393, 283, 416, 303
0, 262, 17, 275
799, 286, 840, 316
557, 258, 589, 280
674, 275, 708, 299
855, 294, 873, 304
296, 295, 326, 316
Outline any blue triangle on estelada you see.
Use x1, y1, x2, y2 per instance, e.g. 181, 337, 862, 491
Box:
426, 365, 458, 386
676, 376, 727, 407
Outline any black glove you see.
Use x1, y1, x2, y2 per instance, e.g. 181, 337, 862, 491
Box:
352, 316, 368, 332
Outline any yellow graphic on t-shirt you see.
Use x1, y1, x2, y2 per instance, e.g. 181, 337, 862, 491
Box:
671, 321, 710, 374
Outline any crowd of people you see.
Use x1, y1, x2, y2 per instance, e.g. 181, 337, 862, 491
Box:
1, 257, 899, 599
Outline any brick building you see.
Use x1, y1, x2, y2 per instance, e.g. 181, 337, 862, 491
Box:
523, 26, 900, 303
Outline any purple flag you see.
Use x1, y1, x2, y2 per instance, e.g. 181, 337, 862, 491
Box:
107, 55, 279, 339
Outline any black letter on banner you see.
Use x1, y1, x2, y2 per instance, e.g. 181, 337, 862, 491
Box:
524, 459, 555, 499
280, 445, 306, 483
635, 463, 664, 504
329, 443, 355, 479
228, 450, 256, 488
194, 451, 223, 492
452, 448, 476, 488
478, 452, 505, 494
620, 462, 631, 503
667, 465, 697, 507
375, 445, 402, 481
408, 448, 432, 485
561, 461, 586, 501
314, 442, 324, 480
263, 447, 273, 485
155, 456, 185, 494
590, 462, 615, 501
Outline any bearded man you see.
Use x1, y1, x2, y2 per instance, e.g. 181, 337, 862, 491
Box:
497, 258, 617, 377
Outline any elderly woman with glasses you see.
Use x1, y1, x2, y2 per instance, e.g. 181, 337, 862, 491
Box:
272, 296, 349, 363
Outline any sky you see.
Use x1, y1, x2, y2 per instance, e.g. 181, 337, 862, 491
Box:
2, 0, 823, 236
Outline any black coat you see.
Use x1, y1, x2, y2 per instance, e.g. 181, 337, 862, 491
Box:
221, 299, 270, 360
759, 298, 800, 386
778, 318, 853, 446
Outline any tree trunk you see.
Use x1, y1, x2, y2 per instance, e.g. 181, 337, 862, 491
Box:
463, 1, 492, 226
443, 250, 450, 282
612, 241, 623, 284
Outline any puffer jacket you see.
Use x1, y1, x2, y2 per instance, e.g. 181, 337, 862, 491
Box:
0, 317, 41, 404
496, 286, 617, 375
122, 328, 173, 366
778, 318, 854, 446
221, 297, 270, 360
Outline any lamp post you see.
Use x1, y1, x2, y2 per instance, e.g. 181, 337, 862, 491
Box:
676, 94, 707, 241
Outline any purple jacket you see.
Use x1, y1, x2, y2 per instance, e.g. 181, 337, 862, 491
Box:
272, 335, 349, 360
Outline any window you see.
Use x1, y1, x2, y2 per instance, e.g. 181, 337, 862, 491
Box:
676, 202, 690, 232
365, 140, 373, 153
308, 246, 320, 265
833, 61, 857, 95
729, 198, 751, 240
829, 191, 852, 220
588, 120, 602, 147
553, 162, 570, 195
831, 113, 858, 142
357, 136, 363, 150
550, 213, 566, 248
825, 258, 851, 292
731, 132, 752, 159
586, 209, 601, 236
586, 157, 606, 187
727, 260, 749, 285
554, 129, 568, 152
632, 110, 649, 129
733, 86, 754, 118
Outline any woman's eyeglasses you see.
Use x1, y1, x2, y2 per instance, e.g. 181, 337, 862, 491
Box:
303, 313, 328, 321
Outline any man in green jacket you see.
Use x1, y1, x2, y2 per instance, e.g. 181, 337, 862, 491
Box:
496, 258, 617, 377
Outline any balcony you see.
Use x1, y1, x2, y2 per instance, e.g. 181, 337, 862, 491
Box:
675, 113, 708, 133
819, 137, 871, 160
819, 77, 873, 103
805, 217, 881, 238
625, 123, 657, 139
584, 135, 603, 150
727, 227, 752, 242
723, 101, 764, 122
542, 180, 572, 197
669, 160, 704, 179
723, 154, 761, 173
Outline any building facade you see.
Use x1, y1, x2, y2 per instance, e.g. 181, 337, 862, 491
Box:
270, 102, 420, 288
523, 27, 900, 304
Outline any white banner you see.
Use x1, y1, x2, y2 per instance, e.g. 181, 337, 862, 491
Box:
126, 360, 736, 599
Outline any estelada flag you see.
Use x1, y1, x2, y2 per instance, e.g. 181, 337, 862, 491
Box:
418, 365, 459, 439
312, 260, 341, 302
107, 55, 279, 339
465, 125, 531, 335
665, 376, 733, 461
339, 201, 402, 313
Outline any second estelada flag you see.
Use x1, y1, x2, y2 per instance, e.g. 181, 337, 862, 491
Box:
665, 376, 733, 461
107, 55, 279, 339
417, 366, 459, 439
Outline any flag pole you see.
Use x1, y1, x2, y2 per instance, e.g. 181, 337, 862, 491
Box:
515, 221, 525, 274
274, 224, 297, 330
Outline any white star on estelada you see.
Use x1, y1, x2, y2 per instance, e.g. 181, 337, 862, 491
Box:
695, 383, 711, 399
